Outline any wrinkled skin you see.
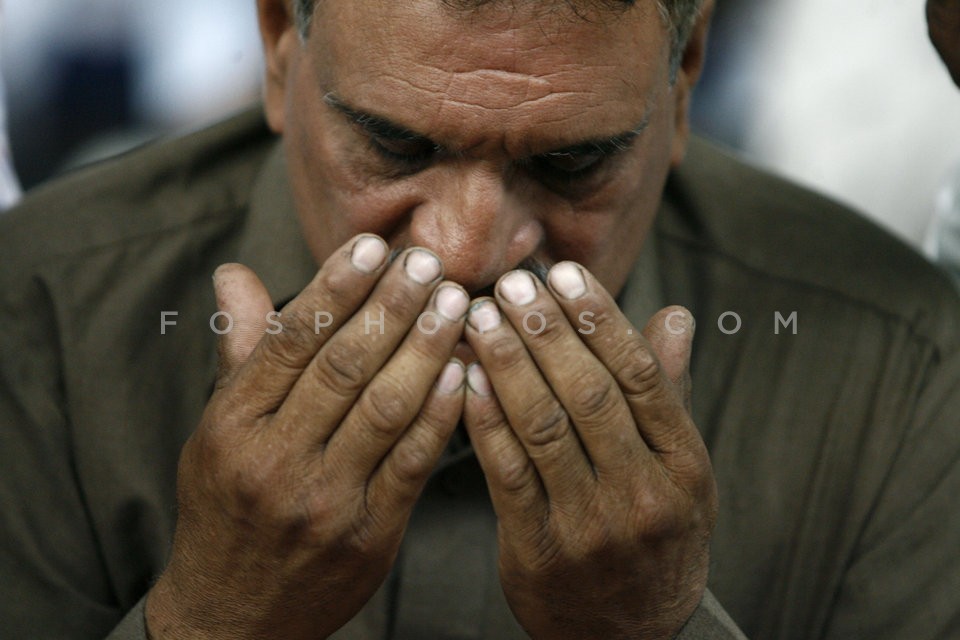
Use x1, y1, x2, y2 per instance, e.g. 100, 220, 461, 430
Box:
463, 269, 714, 639
146, 1, 718, 638
147, 239, 472, 638
268, 0, 700, 296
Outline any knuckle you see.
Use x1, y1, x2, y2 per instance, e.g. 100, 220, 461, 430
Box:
275, 309, 316, 343
317, 265, 360, 307
258, 309, 328, 370
291, 489, 343, 539
614, 343, 663, 400
315, 338, 368, 396
199, 396, 240, 436
498, 456, 538, 495
258, 335, 311, 375
388, 441, 434, 485
485, 333, 526, 371
567, 372, 620, 421
226, 450, 285, 514
359, 377, 414, 438
341, 503, 396, 563
631, 485, 686, 540
517, 397, 571, 449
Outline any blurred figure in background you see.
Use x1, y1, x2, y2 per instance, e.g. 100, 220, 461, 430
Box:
0, 1, 21, 209
928, 0, 960, 84
739, 0, 960, 247
1, 0, 261, 189
925, 0, 960, 287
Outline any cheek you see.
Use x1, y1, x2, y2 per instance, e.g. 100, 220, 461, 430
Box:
285, 111, 424, 256
336, 188, 421, 240
542, 141, 672, 294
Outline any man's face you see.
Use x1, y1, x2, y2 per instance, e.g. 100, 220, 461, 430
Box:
267, 0, 691, 297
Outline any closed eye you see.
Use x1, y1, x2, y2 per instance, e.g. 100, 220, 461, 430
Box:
527, 133, 637, 184
369, 135, 439, 170
533, 149, 607, 177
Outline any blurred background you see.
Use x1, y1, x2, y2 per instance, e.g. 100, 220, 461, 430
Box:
3, 0, 960, 250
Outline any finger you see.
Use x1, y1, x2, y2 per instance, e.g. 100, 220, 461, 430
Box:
277, 249, 446, 450
494, 270, 646, 477
462, 362, 549, 531
365, 359, 465, 526
642, 306, 695, 413
212, 263, 274, 389
323, 282, 468, 478
546, 262, 702, 461
227, 234, 389, 417
464, 298, 594, 504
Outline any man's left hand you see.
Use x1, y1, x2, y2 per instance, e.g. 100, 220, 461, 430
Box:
463, 263, 717, 640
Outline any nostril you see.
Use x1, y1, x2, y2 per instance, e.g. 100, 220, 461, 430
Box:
471, 284, 496, 300
517, 256, 553, 284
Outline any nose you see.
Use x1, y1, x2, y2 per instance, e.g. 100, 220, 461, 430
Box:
408, 162, 543, 293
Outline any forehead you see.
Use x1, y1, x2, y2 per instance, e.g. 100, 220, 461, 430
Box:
308, 0, 672, 154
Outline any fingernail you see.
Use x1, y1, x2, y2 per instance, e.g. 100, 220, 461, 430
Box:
435, 286, 469, 321
499, 271, 537, 306
467, 300, 501, 333
351, 236, 387, 273
466, 363, 492, 396
548, 262, 586, 300
436, 359, 465, 394
405, 249, 442, 285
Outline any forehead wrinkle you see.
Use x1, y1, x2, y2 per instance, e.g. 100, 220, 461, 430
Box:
321, 1, 668, 157
446, 68, 558, 110
355, 66, 653, 159
383, 56, 593, 112
376, 57, 633, 120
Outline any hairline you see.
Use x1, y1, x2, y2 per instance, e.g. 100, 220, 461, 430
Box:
290, 0, 703, 82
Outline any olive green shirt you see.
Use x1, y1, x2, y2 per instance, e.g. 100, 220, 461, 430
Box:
2, 110, 959, 639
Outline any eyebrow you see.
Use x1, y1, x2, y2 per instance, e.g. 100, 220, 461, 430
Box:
543, 123, 648, 159
324, 92, 430, 142
323, 91, 650, 158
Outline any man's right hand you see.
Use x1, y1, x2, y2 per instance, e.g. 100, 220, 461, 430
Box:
145, 234, 469, 639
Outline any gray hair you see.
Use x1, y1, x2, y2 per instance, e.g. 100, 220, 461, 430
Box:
291, 0, 704, 81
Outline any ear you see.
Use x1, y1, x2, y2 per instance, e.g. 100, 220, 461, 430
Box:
257, 0, 302, 134
670, 0, 714, 167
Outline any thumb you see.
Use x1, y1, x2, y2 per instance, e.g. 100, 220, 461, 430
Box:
212, 263, 274, 389
642, 306, 695, 411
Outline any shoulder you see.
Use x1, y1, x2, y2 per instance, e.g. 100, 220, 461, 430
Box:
0, 108, 274, 282
659, 136, 960, 355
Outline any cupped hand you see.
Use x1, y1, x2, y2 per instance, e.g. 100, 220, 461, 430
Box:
463, 262, 716, 640
146, 235, 469, 639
